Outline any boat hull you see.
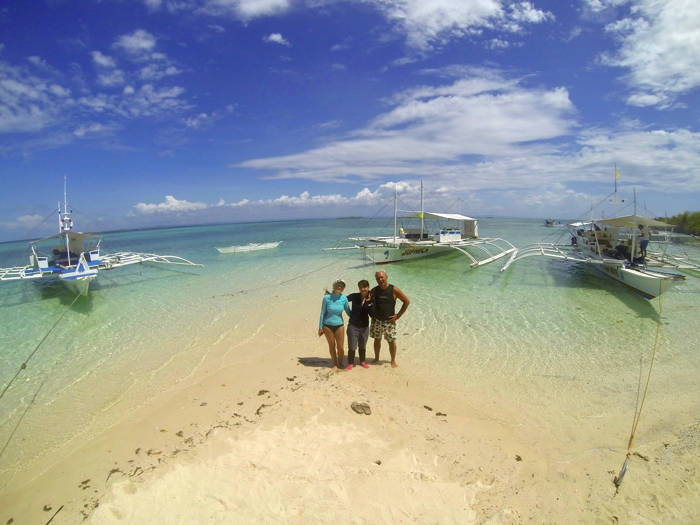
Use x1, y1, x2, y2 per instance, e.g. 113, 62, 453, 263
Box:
60, 272, 97, 296
595, 261, 683, 299
359, 243, 454, 264
215, 242, 281, 254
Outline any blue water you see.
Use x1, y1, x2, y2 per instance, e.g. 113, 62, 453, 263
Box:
1, 218, 699, 488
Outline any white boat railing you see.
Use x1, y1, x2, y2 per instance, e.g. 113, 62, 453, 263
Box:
0, 265, 45, 281
99, 252, 203, 269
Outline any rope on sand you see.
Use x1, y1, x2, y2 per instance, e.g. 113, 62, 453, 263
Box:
614, 282, 665, 492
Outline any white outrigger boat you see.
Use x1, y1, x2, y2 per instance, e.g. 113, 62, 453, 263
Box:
501, 190, 693, 299
325, 182, 516, 267
215, 241, 281, 254
0, 188, 203, 297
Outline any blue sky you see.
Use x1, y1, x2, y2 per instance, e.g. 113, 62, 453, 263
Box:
1, 0, 699, 242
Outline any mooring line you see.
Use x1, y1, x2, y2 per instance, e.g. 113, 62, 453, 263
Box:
0, 294, 80, 402
0, 294, 82, 461
214, 251, 359, 298
614, 286, 665, 491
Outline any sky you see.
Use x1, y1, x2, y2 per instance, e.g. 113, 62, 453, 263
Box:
1, 0, 699, 242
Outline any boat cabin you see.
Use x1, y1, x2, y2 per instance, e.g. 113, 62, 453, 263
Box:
399, 212, 479, 243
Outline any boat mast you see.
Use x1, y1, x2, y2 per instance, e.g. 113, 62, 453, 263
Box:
393, 187, 397, 244
63, 176, 71, 266
420, 180, 424, 240
630, 187, 638, 264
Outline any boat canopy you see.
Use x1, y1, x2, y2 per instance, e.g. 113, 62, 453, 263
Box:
598, 215, 673, 229
401, 212, 476, 221
31, 231, 102, 245
569, 216, 672, 229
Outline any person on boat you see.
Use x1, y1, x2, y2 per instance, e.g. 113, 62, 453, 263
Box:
318, 279, 351, 370
345, 279, 374, 371
638, 224, 651, 258
370, 270, 410, 368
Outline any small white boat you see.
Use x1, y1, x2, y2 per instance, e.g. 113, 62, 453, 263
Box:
215, 241, 281, 254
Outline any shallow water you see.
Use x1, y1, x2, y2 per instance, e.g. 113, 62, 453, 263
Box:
0, 218, 698, 488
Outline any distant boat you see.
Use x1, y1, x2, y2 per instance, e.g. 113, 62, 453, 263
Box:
544, 218, 556, 227
0, 184, 203, 297
324, 182, 516, 267
215, 241, 281, 254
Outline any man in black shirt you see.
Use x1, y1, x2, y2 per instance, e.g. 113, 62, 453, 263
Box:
370, 270, 410, 368
346, 279, 374, 370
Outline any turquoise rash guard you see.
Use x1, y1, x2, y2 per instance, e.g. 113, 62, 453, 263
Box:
319, 293, 351, 329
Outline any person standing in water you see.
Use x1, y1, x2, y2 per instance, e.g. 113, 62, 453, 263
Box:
318, 279, 351, 369
345, 279, 374, 370
370, 270, 410, 368
638, 224, 651, 259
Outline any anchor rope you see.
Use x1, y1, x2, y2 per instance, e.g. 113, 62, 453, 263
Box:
0, 294, 80, 402
627, 288, 664, 452
0, 294, 80, 460
615, 281, 665, 491
214, 251, 358, 298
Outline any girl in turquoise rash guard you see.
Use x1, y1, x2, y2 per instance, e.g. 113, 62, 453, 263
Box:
318, 279, 352, 369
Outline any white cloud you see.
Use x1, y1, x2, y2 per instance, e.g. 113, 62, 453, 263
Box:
0, 62, 68, 133
91, 51, 116, 68
73, 123, 111, 137
144, 0, 163, 10
237, 68, 576, 181
200, 0, 292, 20
361, 0, 553, 50
133, 195, 208, 214
0, 213, 49, 231
113, 29, 157, 55
27, 56, 48, 67
487, 38, 510, 49
139, 64, 182, 81
98, 70, 126, 87
182, 112, 211, 129
264, 33, 291, 46
600, 0, 700, 108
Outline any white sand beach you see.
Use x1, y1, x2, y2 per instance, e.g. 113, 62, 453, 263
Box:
1, 306, 698, 524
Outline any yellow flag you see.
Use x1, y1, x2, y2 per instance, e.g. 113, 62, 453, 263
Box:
616, 172, 621, 179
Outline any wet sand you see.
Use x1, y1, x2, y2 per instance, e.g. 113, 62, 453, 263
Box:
1, 324, 698, 525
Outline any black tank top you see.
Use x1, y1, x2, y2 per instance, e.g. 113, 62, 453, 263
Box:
371, 284, 395, 320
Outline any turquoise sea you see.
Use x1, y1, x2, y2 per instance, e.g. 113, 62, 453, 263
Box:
1, 218, 699, 490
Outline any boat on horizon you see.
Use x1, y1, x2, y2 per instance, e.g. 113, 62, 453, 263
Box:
324, 182, 516, 267
215, 241, 281, 254
0, 186, 203, 297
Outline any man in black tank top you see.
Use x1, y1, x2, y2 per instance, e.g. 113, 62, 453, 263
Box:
369, 270, 410, 368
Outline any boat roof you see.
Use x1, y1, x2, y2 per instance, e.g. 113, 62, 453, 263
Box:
401, 211, 476, 221
598, 215, 672, 228
31, 231, 102, 245
570, 215, 672, 229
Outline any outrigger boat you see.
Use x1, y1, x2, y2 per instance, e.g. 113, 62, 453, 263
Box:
0, 187, 203, 297
325, 182, 516, 267
215, 241, 281, 254
501, 188, 693, 299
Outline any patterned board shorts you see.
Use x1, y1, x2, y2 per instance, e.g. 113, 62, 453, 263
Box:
370, 318, 397, 343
